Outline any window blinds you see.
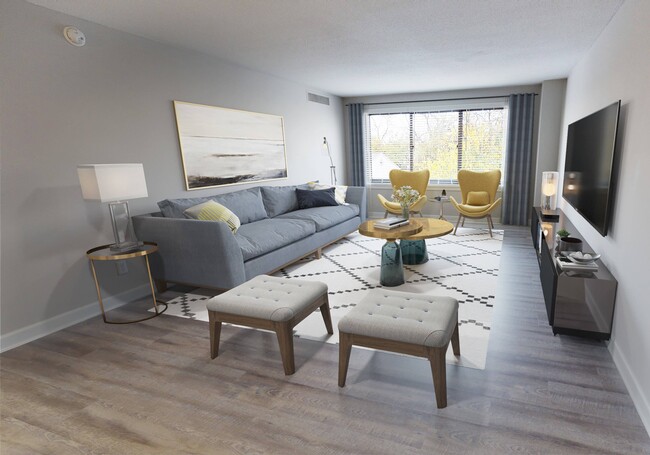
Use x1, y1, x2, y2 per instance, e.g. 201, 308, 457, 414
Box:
365, 102, 508, 185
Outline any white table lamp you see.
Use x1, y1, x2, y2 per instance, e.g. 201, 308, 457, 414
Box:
78, 163, 148, 252
541, 171, 559, 217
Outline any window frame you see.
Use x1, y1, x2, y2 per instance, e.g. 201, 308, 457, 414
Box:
364, 98, 509, 186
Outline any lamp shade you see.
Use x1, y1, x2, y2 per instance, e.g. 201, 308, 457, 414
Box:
541, 171, 559, 211
77, 164, 148, 202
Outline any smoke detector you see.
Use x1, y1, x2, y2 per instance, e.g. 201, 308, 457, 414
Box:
63, 26, 86, 47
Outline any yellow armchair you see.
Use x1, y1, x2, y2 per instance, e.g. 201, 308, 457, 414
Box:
377, 169, 430, 217
450, 169, 502, 237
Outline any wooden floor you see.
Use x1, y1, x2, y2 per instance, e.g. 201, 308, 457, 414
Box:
2, 227, 649, 454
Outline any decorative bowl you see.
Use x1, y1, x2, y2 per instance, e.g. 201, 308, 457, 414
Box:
568, 251, 601, 263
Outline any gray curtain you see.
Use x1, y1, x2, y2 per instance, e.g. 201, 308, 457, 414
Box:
347, 103, 365, 186
502, 94, 535, 225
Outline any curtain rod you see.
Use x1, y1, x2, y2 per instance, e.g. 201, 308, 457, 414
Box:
345, 93, 538, 106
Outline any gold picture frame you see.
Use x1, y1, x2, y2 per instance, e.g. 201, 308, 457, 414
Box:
173, 101, 288, 190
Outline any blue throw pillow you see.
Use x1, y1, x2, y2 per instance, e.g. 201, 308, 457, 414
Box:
296, 188, 338, 209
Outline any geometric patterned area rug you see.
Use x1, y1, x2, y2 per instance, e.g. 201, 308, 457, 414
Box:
157, 227, 503, 370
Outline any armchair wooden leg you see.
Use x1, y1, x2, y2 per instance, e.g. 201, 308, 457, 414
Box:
486, 215, 493, 238
454, 215, 462, 235
384, 210, 389, 218
461, 217, 465, 227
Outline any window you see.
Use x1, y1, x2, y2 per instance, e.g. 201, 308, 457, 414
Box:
366, 102, 508, 185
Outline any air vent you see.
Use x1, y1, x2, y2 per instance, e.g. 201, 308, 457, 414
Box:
308, 93, 330, 106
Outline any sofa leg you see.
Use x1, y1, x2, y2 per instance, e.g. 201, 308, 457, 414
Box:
315, 248, 322, 260
154, 279, 168, 293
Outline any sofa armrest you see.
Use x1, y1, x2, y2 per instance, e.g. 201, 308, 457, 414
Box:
132, 214, 246, 289
346, 186, 367, 222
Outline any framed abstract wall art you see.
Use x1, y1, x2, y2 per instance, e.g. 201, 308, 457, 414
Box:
173, 101, 288, 190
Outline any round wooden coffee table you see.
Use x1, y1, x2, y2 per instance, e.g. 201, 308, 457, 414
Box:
358, 219, 423, 287
400, 218, 454, 265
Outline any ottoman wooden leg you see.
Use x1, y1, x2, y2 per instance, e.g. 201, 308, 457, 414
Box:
319, 295, 334, 334
428, 346, 448, 408
451, 321, 460, 356
338, 332, 353, 387
208, 311, 222, 359
274, 322, 296, 375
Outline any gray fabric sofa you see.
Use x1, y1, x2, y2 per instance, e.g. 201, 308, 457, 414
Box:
132, 185, 366, 290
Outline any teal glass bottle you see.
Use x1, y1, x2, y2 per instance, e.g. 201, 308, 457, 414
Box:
380, 241, 405, 286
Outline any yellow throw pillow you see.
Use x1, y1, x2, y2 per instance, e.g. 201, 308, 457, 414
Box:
184, 200, 240, 233
467, 191, 490, 206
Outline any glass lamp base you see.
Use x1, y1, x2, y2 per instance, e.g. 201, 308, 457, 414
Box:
110, 241, 144, 253
380, 240, 405, 287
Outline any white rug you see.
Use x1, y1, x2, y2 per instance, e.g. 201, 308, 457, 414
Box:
158, 227, 503, 370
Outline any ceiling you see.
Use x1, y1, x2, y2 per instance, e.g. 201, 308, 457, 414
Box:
27, 0, 624, 97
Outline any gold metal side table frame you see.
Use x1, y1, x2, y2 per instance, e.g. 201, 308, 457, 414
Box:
86, 242, 168, 324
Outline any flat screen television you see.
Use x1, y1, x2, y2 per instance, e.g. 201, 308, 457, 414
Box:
562, 100, 621, 236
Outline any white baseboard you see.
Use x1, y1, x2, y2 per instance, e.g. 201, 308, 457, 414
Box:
0, 284, 151, 353
609, 340, 650, 436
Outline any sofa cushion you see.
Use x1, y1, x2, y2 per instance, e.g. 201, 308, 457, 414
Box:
275, 204, 360, 231
260, 184, 308, 218
296, 188, 338, 209
235, 218, 316, 261
183, 200, 241, 233
158, 187, 268, 224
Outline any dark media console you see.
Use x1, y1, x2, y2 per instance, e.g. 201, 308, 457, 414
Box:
531, 207, 617, 340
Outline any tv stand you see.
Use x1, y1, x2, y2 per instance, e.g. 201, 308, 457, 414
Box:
531, 207, 617, 340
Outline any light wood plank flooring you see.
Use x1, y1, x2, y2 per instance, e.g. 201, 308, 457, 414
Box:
1, 227, 649, 454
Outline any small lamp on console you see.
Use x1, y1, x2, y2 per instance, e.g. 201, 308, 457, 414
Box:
77, 163, 148, 252
541, 171, 559, 220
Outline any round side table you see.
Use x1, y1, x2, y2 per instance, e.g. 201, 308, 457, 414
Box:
358, 220, 423, 287
86, 242, 168, 324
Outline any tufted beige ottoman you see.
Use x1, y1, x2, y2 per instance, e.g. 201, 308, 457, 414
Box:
338, 289, 460, 408
206, 275, 333, 375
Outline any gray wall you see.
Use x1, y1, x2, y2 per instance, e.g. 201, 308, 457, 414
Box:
0, 0, 345, 341
343, 85, 541, 221
533, 79, 567, 206
557, 0, 650, 432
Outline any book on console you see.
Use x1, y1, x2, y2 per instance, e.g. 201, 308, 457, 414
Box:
555, 256, 599, 272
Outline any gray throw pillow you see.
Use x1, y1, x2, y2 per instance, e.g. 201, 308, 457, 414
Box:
158, 187, 268, 224
260, 184, 309, 218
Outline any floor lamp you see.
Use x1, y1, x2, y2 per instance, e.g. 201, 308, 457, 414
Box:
322, 137, 338, 186
77, 163, 149, 252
